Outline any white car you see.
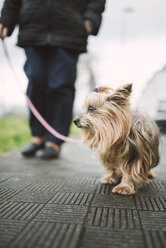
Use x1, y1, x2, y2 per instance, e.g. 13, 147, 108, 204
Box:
152, 100, 166, 129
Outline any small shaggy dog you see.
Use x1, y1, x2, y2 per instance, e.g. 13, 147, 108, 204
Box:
74, 84, 160, 195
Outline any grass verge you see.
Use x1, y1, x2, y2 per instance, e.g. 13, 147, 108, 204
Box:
0, 115, 80, 153
0, 115, 31, 153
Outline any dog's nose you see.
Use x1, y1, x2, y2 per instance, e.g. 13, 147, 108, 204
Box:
73, 118, 80, 126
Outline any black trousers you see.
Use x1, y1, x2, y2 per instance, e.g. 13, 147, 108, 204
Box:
24, 46, 79, 145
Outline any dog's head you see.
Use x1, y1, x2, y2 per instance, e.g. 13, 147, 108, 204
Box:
74, 83, 132, 151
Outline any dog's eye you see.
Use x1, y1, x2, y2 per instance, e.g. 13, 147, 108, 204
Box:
88, 106, 95, 112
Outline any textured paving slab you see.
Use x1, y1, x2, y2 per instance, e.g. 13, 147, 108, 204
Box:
0, 135, 166, 248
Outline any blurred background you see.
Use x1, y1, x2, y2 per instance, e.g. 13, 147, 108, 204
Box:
0, 0, 166, 151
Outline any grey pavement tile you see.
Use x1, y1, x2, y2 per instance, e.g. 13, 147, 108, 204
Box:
145, 179, 166, 189
67, 176, 99, 185
39, 171, 76, 180
75, 171, 102, 177
52, 164, 102, 178
0, 188, 21, 201
0, 201, 44, 220
49, 192, 94, 206
9, 221, 82, 248
24, 181, 64, 192
0, 176, 35, 190
92, 193, 135, 209
34, 204, 88, 224
58, 182, 97, 194
139, 211, 166, 231
155, 172, 166, 181
0, 219, 28, 248
134, 196, 166, 211
72, 168, 102, 176
144, 230, 166, 248
11, 191, 55, 203
88, 207, 141, 229
0, 173, 12, 183
80, 227, 145, 248
137, 186, 166, 197
95, 183, 114, 194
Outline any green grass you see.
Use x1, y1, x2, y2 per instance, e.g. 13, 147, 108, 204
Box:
0, 116, 31, 153
0, 115, 80, 153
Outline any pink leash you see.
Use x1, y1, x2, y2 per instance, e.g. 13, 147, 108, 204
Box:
1, 39, 80, 144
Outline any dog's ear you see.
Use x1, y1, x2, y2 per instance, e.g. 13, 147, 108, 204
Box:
106, 83, 132, 104
116, 83, 132, 96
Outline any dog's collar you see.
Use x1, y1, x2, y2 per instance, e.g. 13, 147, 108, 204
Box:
93, 88, 98, 92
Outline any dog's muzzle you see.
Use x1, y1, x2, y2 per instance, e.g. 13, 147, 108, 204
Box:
73, 118, 81, 127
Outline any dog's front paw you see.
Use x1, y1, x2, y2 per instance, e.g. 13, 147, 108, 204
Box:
112, 185, 135, 195
100, 177, 109, 184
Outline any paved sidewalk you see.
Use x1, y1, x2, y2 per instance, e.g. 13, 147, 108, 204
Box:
0, 135, 166, 248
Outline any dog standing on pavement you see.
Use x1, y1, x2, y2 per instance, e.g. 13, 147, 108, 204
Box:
74, 84, 160, 195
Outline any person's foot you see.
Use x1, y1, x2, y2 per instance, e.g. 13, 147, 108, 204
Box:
36, 143, 61, 159
21, 142, 45, 157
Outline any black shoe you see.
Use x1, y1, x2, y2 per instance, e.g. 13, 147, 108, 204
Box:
21, 142, 45, 157
36, 146, 60, 159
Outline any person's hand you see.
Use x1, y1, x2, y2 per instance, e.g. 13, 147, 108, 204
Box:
0, 23, 8, 39
84, 20, 93, 35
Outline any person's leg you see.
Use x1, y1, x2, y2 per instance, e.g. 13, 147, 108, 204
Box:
22, 47, 48, 156
36, 47, 79, 158
46, 47, 79, 146
24, 47, 48, 141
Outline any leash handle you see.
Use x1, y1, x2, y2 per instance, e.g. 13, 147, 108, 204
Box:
1, 39, 23, 92
1, 39, 80, 144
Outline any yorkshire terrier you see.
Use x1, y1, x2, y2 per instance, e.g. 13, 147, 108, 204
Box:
74, 84, 160, 195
